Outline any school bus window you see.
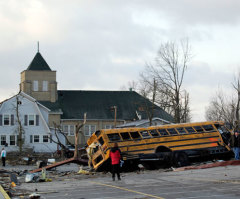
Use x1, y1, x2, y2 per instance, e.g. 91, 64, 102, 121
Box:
93, 146, 99, 153
159, 129, 169, 136
95, 130, 101, 137
120, 132, 131, 141
167, 128, 178, 135
215, 125, 228, 134
140, 131, 151, 138
98, 137, 104, 145
177, 127, 187, 134
107, 133, 121, 142
203, 125, 214, 132
185, 126, 196, 133
149, 129, 160, 137
95, 155, 103, 164
130, 131, 141, 139
194, 126, 204, 133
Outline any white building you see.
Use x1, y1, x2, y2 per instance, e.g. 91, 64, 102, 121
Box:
0, 91, 65, 153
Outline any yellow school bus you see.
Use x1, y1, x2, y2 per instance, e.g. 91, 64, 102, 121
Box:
86, 121, 231, 171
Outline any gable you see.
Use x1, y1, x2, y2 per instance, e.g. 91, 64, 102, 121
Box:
0, 93, 50, 132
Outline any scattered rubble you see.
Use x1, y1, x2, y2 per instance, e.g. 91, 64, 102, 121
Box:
0, 153, 238, 198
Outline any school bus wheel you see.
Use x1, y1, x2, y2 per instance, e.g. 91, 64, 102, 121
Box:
172, 151, 189, 167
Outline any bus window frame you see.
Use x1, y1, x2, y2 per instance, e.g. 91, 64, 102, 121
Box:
166, 128, 179, 136
149, 129, 161, 137
176, 127, 188, 135
120, 132, 132, 141
158, 128, 169, 136
202, 124, 215, 132
107, 133, 122, 142
185, 126, 196, 134
129, 131, 142, 140
98, 136, 105, 145
139, 130, 151, 139
193, 126, 204, 133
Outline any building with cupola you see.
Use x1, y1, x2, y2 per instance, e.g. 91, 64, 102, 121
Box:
19, 49, 173, 146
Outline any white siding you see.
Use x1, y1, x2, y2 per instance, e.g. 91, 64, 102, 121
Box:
0, 92, 63, 153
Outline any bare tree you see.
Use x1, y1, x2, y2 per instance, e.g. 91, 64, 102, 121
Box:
74, 113, 87, 159
206, 73, 240, 130
140, 39, 192, 123
232, 73, 240, 129
205, 89, 236, 128
15, 94, 24, 154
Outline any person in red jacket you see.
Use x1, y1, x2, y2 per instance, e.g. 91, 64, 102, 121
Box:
110, 143, 121, 181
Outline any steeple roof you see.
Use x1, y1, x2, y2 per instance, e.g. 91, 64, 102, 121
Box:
27, 52, 52, 71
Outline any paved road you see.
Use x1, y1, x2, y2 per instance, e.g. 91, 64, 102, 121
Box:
19, 165, 240, 199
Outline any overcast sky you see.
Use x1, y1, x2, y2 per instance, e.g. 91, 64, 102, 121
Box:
0, 0, 240, 121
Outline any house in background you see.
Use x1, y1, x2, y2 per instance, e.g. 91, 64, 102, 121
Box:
0, 91, 64, 153
116, 117, 171, 128
19, 50, 174, 147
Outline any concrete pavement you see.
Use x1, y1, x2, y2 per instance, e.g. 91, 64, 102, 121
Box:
17, 164, 240, 199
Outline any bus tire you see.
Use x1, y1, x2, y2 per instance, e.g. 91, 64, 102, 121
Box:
173, 152, 189, 167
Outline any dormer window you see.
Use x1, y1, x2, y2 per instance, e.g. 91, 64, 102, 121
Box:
33, 80, 38, 91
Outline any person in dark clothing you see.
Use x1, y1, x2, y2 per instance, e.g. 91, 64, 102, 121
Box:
228, 130, 240, 160
1, 148, 6, 167
110, 143, 121, 181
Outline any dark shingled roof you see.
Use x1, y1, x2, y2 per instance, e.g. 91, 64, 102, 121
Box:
27, 52, 52, 71
40, 90, 174, 122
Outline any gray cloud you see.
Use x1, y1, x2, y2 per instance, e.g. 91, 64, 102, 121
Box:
1, 0, 240, 121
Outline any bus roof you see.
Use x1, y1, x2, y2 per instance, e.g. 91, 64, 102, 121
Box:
98, 121, 224, 134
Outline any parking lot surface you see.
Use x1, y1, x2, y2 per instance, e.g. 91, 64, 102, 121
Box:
17, 164, 240, 199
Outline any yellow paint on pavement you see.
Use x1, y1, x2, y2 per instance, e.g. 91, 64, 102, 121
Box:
0, 185, 10, 199
91, 181, 165, 199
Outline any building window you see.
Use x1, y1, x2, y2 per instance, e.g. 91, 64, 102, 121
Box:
63, 125, 68, 133
24, 115, 39, 126
43, 135, 49, 143
84, 125, 96, 136
42, 81, 48, 91
1, 135, 6, 145
33, 80, 39, 91
2, 114, 14, 126
34, 135, 39, 143
10, 135, 16, 146
3, 115, 10, 125
63, 125, 75, 136
105, 125, 113, 129
29, 115, 35, 126
69, 125, 75, 136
